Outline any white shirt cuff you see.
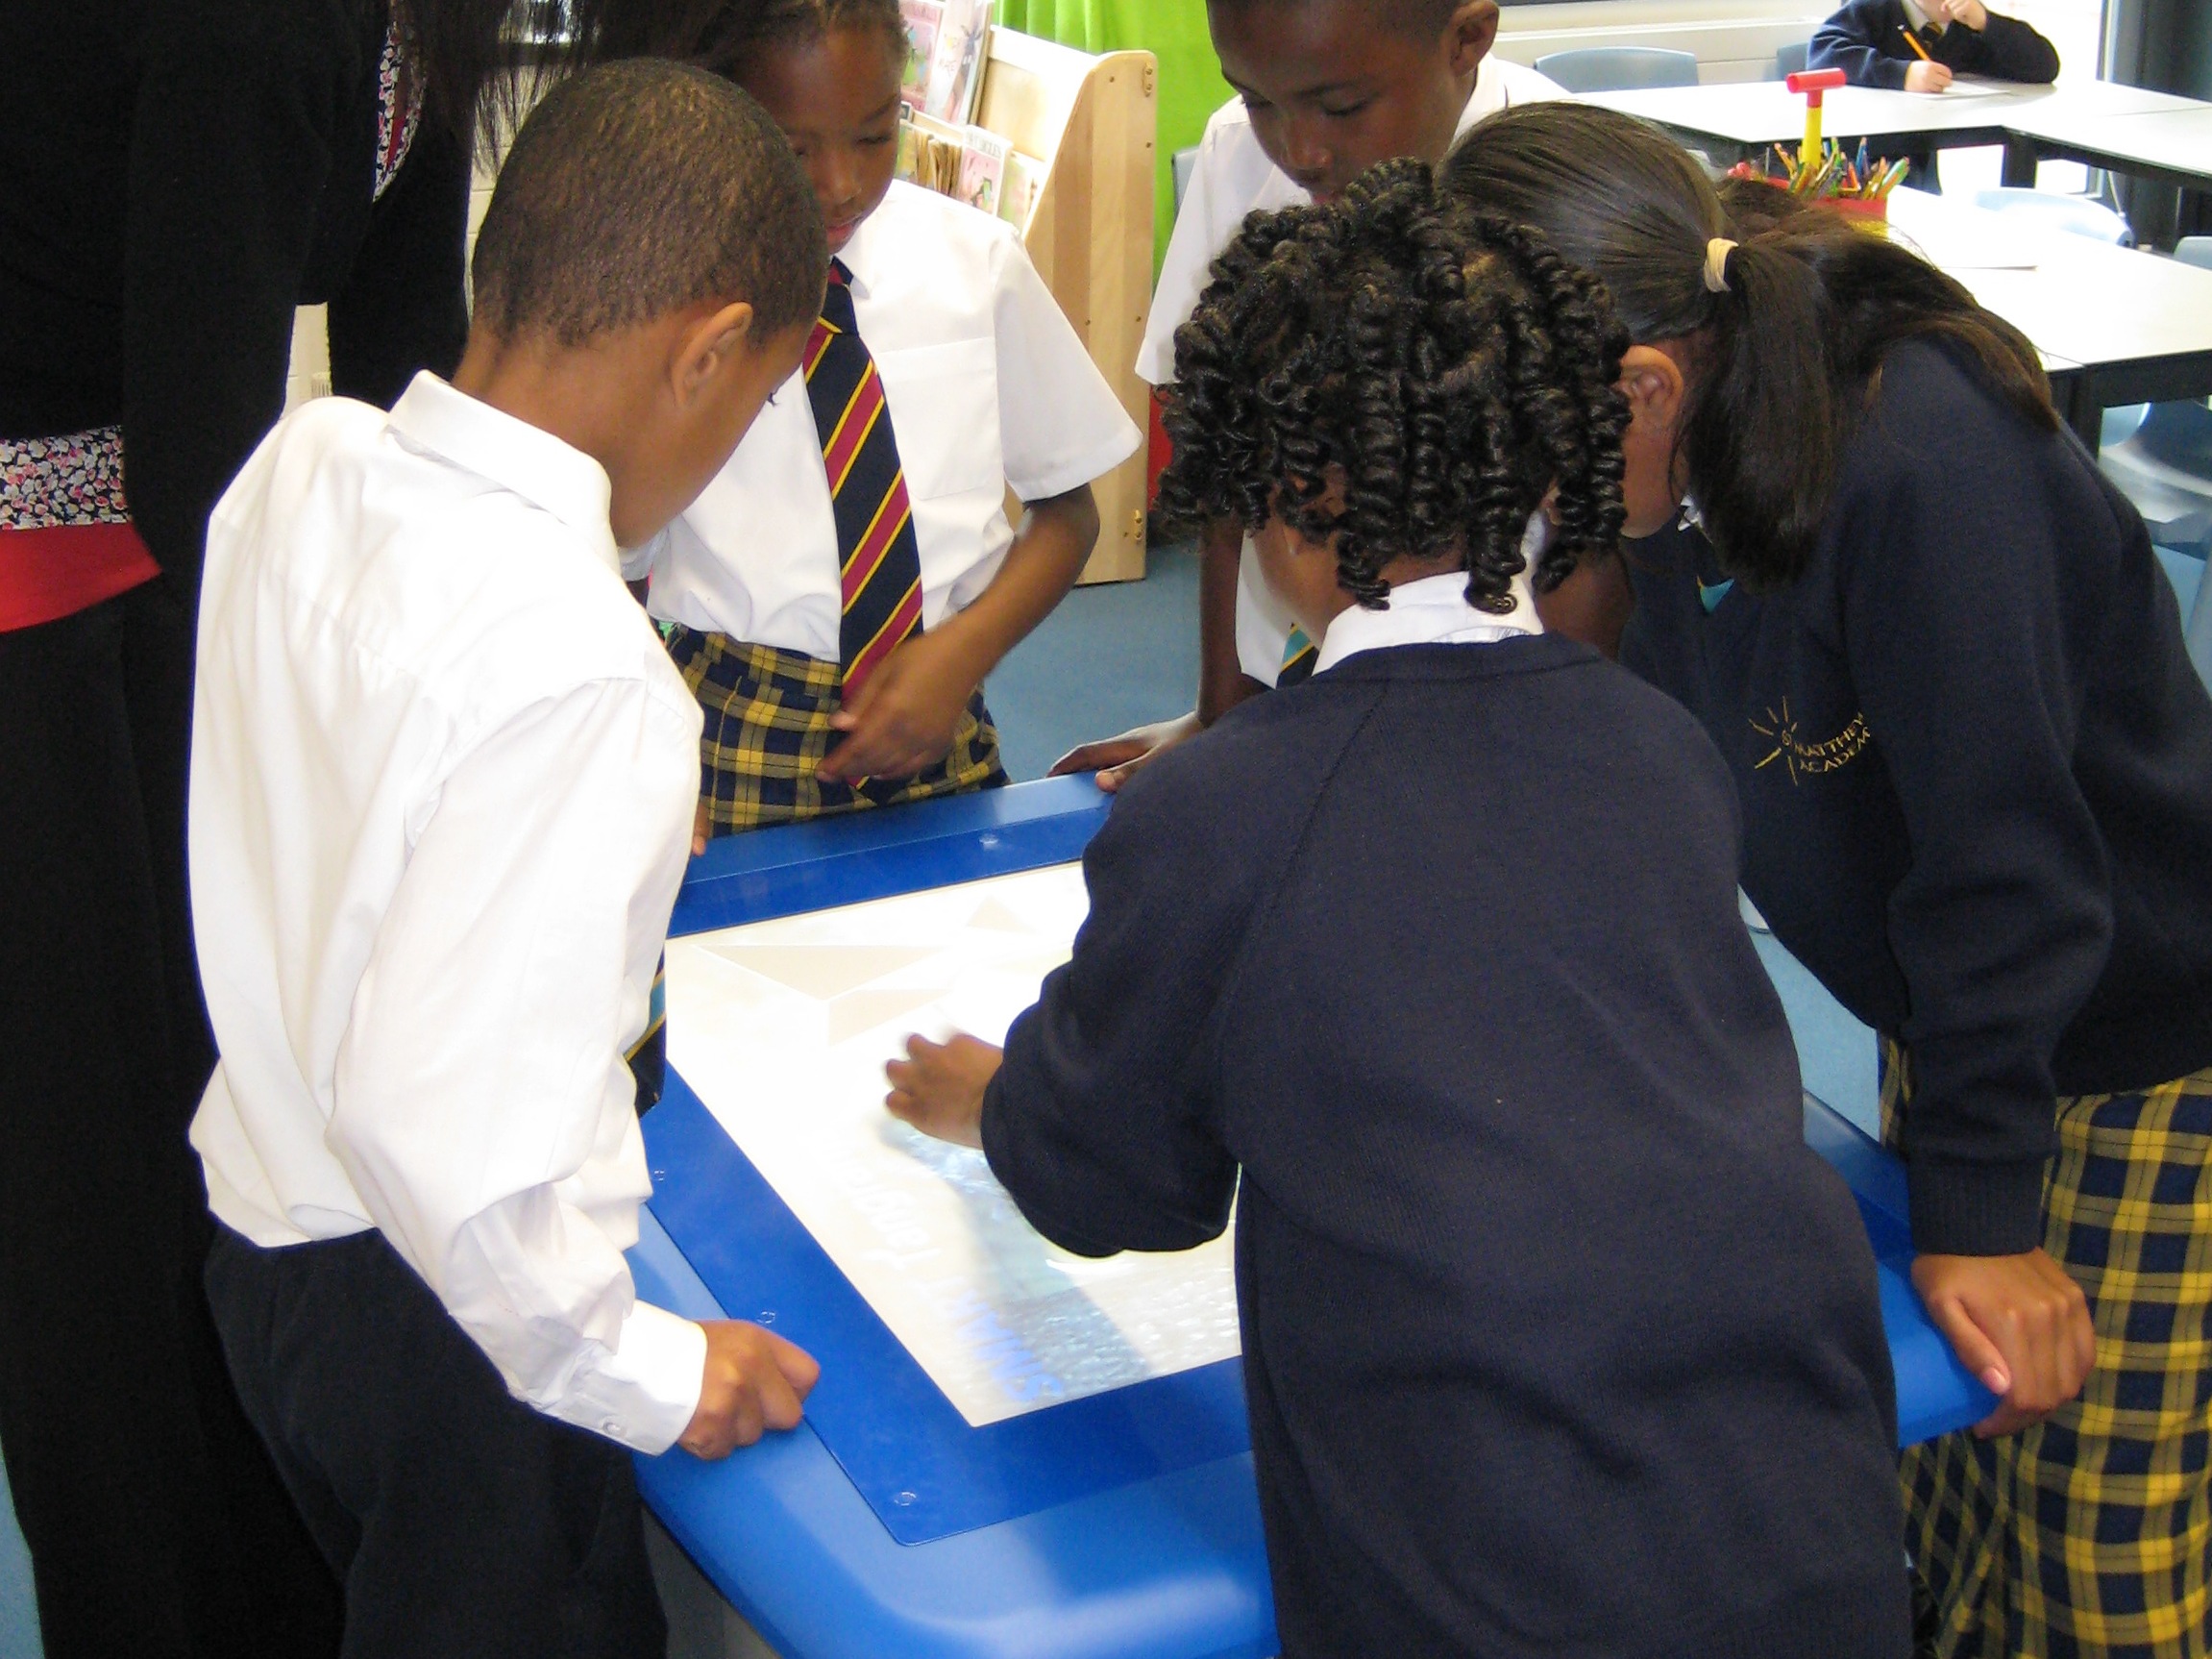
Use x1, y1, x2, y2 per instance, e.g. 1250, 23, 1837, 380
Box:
558, 1300, 706, 1454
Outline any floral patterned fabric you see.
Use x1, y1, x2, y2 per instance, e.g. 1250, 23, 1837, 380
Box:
374, 17, 422, 202
0, 427, 129, 531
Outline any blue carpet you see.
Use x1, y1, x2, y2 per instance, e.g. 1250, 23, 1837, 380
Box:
987, 540, 1200, 781
0, 1449, 37, 1659
1754, 933, 1880, 1139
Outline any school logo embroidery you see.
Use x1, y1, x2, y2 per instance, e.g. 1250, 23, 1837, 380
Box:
1751, 698, 1870, 783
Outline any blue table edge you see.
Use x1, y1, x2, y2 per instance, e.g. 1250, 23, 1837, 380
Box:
626, 776, 1993, 1654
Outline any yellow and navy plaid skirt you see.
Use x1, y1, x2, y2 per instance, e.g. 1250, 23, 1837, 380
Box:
667, 627, 1007, 834
1881, 1040, 2212, 1658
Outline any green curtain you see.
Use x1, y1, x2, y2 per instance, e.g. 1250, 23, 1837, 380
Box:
996, 0, 1230, 264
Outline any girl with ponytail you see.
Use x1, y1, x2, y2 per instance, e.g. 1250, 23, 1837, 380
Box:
1445, 101, 2212, 1658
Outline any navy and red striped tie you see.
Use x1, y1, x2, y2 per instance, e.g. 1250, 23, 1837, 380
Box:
805, 260, 925, 693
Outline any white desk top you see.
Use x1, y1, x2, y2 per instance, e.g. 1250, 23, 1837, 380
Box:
1885, 188, 2212, 374
1997, 105, 2212, 186
1580, 77, 2206, 151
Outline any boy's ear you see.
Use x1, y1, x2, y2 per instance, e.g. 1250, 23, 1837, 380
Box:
1443, 1, 1501, 77
671, 301, 757, 408
1618, 343, 1688, 434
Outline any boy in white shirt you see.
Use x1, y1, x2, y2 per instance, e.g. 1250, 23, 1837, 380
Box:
188, 62, 824, 1655
1054, 0, 1565, 785
630, 0, 1141, 841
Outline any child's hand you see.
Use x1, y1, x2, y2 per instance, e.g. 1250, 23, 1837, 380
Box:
1905, 59, 1955, 92
885, 1033, 1002, 1149
1934, 0, 1987, 28
819, 632, 976, 784
693, 798, 710, 857
1048, 710, 1206, 793
1911, 1249, 2095, 1437
677, 1320, 822, 1459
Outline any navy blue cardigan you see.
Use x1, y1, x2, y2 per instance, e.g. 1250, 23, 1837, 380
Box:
1621, 341, 2212, 1258
983, 636, 1908, 1658
1810, 0, 2059, 89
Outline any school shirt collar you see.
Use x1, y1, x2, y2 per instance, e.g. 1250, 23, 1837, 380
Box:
385, 372, 620, 577
1312, 514, 1548, 676
834, 197, 895, 303
1900, 0, 1934, 31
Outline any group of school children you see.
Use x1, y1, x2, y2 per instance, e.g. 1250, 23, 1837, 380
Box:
167, 0, 2206, 1656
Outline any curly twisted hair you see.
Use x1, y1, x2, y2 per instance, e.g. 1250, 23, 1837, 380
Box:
1156, 159, 1631, 613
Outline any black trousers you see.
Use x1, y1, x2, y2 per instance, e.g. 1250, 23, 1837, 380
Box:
205, 1225, 669, 1659
0, 583, 341, 1657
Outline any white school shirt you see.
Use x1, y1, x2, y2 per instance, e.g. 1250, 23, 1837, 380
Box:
1311, 516, 1549, 675
634, 181, 1142, 655
189, 373, 708, 1455
1140, 58, 1565, 686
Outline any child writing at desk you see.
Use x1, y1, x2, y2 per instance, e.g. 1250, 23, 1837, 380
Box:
622, 0, 1141, 843
887, 161, 1911, 1659
1051, 0, 1580, 788
187, 63, 823, 1653
1810, 0, 2059, 95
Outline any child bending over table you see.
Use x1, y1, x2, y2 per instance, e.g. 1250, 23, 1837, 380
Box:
884, 161, 1911, 1659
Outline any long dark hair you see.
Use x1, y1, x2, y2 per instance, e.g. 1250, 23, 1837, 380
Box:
585, 0, 906, 81
1157, 160, 1629, 610
400, 0, 826, 152
1440, 102, 2055, 587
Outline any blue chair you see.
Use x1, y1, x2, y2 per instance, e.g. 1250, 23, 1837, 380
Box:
1968, 186, 2136, 247
2189, 555, 2212, 689
1775, 40, 1810, 79
1534, 47, 1700, 93
2098, 235, 2212, 592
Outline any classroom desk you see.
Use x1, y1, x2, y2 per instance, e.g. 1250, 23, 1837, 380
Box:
1998, 104, 2212, 195
627, 777, 1992, 1659
1883, 186, 2212, 447
1577, 77, 2207, 186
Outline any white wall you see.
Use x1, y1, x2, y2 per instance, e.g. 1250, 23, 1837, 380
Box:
1493, 0, 1832, 82
1492, 0, 2105, 87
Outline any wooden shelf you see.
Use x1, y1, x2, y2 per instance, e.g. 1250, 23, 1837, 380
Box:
977, 29, 1157, 583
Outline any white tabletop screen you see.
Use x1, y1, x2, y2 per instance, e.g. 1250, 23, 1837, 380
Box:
665, 863, 1241, 1427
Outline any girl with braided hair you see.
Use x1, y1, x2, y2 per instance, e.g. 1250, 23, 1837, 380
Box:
1445, 102, 2212, 1659
883, 161, 1910, 1659
616, 0, 1138, 837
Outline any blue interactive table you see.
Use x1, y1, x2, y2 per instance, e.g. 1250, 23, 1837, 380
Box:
627, 776, 1993, 1659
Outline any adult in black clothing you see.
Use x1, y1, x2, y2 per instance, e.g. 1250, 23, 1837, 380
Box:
0, 4, 627, 1653
886, 163, 1910, 1658
1446, 103, 2212, 1656
1811, 0, 2059, 95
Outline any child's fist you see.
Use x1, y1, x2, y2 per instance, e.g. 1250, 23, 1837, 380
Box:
1905, 59, 1955, 93
1936, 0, 1988, 29
677, 1321, 821, 1460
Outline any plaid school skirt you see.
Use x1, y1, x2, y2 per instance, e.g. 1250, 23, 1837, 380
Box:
1882, 1040, 2212, 1657
666, 627, 1007, 834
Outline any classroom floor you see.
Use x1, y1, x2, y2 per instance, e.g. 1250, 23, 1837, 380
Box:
985, 536, 1201, 781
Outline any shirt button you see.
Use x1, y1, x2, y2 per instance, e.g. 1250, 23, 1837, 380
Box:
602, 1419, 623, 1437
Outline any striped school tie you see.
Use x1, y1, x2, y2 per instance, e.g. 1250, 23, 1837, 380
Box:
806, 260, 924, 693
1278, 625, 1318, 686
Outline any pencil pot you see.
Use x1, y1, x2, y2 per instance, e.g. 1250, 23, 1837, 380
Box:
1819, 194, 1890, 232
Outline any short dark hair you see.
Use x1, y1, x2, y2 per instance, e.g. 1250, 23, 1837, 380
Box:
1442, 101, 2054, 588
1157, 159, 1629, 610
599, 0, 908, 82
470, 59, 826, 349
